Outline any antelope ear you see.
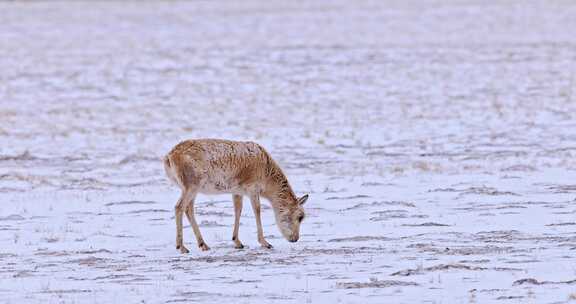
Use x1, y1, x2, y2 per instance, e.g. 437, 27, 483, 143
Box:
298, 194, 309, 205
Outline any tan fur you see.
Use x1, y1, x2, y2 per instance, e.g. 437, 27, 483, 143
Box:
164, 138, 308, 253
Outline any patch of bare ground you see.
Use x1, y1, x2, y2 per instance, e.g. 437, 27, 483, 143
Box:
76, 249, 113, 254
429, 186, 518, 196
195, 210, 232, 217
337, 278, 418, 289
408, 244, 516, 255
68, 256, 110, 267
459, 259, 491, 264
328, 236, 394, 242
171, 291, 255, 301
0, 151, 37, 161
495, 295, 524, 300
546, 222, 576, 226
200, 220, 226, 227
226, 279, 262, 284
105, 200, 156, 207
0, 187, 26, 193
35, 250, 71, 257
461, 186, 519, 196
402, 222, 450, 227
361, 182, 391, 186
125, 208, 170, 214
513, 278, 576, 286
12, 271, 36, 278
500, 164, 536, 172
344, 200, 415, 211
0, 214, 25, 221
504, 259, 540, 264
370, 210, 428, 221
302, 247, 383, 255
37, 289, 92, 294
326, 194, 371, 200
429, 188, 460, 193
454, 201, 563, 212
474, 230, 576, 244
93, 274, 145, 281
473, 230, 524, 242
547, 185, 576, 193
391, 264, 522, 276
172, 291, 222, 298
169, 251, 296, 266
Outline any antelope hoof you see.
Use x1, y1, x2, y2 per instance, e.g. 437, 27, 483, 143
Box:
199, 242, 210, 251
234, 242, 245, 249
260, 241, 273, 249
179, 246, 190, 254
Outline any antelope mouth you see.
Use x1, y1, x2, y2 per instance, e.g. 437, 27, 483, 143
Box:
288, 237, 299, 242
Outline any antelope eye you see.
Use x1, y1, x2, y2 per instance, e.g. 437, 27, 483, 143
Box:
298, 215, 304, 222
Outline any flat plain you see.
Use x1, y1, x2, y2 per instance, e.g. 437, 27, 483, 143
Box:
1, 1, 576, 303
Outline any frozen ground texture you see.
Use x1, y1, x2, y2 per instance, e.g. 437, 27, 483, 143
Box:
1, 0, 576, 303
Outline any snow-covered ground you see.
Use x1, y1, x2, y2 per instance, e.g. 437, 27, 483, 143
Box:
2, 1, 576, 303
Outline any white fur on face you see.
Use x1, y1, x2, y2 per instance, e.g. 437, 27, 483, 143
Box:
275, 210, 296, 240
274, 206, 305, 241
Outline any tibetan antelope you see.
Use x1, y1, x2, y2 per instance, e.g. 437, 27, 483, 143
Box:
163, 139, 308, 253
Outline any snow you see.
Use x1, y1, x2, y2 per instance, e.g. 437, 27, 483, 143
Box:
1, 0, 576, 303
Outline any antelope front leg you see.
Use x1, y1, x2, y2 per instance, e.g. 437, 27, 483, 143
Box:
250, 194, 272, 249
174, 194, 189, 254
232, 194, 244, 249
183, 192, 209, 251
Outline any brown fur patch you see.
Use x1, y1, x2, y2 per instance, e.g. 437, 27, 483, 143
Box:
236, 165, 257, 186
